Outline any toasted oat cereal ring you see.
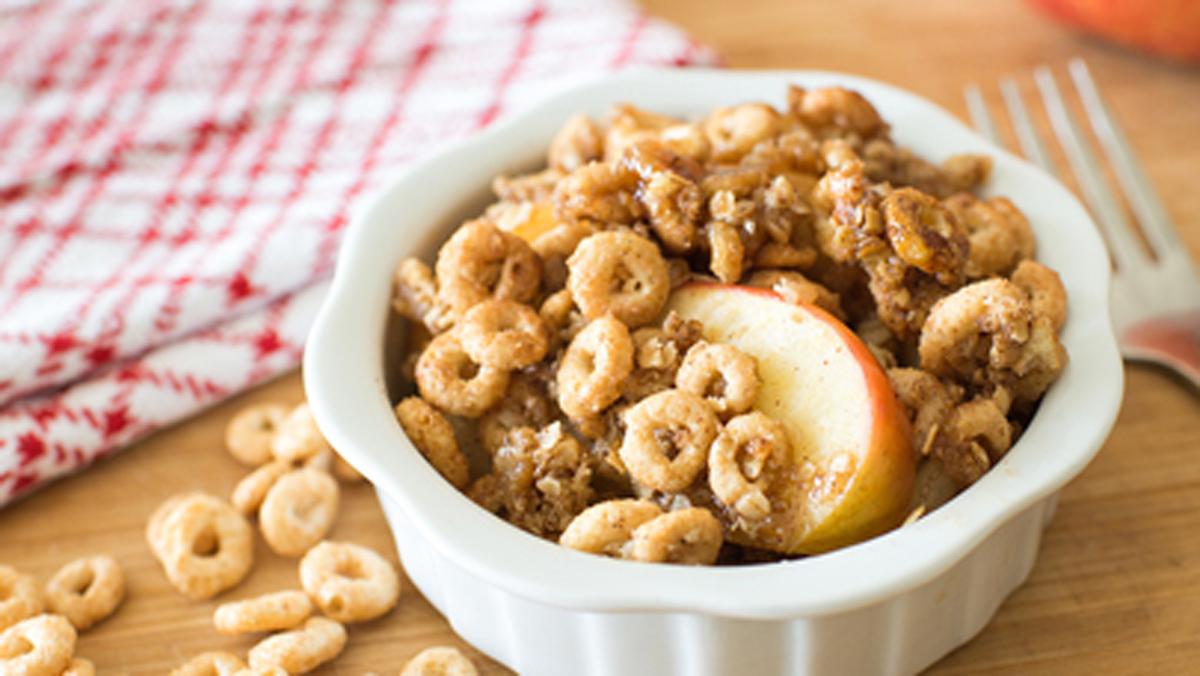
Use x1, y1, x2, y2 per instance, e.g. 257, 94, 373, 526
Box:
559, 499, 664, 558
619, 390, 718, 493
675, 341, 761, 419
401, 646, 480, 676
458, 299, 550, 370
214, 590, 313, 635
567, 230, 670, 328
299, 541, 400, 623
146, 491, 207, 558
259, 467, 340, 558
231, 666, 288, 676
395, 397, 470, 490
270, 403, 330, 464
415, 330, 511, 419
62, 658, 96, 676
154, 493, 255, 600
556, 315, 634, 420
628, 508, 723, 565
225, 403, 289, 467
0, 565, 44, 633
435, 218, 542, 318
169, 651, 247, 676
247, 616, 347, 674
231, 460, 291, 517
709, 412, 792, 521
0, 614, 76, 676
44, 554, 125, 631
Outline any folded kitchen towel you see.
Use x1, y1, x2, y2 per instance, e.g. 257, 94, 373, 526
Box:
0, 0, 719, 506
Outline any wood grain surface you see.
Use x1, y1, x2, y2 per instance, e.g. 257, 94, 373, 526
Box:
3, 0, 1200, 673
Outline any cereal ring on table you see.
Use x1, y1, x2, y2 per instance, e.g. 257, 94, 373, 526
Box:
619, 390, 719, 492
675, 342, 761, 419
259, 467, 340, 558
231, 460, 291, 517
415, 330, 510, 419
152, 493, 255, 600
0, 565, 44, 632
225, 403, 289, 467
247, 616, 347, 674
232, 667, 288, 676
63, 657, 95, 676
559, 499, 664, 558
0, 614, 75, 676
566, 230, 670, 328
709, 412, 793, 521
394, 396, 471, 489
146, 491, 208, 557
556, 315, 634, 420
435, 219, 542, 319
270, 403, 330, 464
214, 590, 313, 635
458, 299, 550, 370
628, 508, 723, 565
401, 646, 480, 676
44, 554, 125, 631
170, 651, 246, 676
299, 541, 400, 623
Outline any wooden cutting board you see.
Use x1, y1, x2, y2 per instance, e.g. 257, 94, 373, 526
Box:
4, 0, 1200, 673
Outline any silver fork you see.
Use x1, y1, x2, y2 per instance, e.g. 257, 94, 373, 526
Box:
965, 58, 1200, 390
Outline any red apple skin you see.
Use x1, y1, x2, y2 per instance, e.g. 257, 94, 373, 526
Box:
1027, 0, 1200, 63
667, 282, 916, 555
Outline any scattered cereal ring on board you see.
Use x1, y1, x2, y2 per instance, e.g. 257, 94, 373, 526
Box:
247, 616, 347, 674
401, 646, 480, 676
151, 492, 255, 600
230, 460, 292, 517
225, 403, 289, 467
44, 554, 125, 631
299, 541, 401, 624
169, 651, 247, 676
0, 565, 44, 633
0, 614, 75, 676
62, 657, 96, 676
258, 468, 340, 558
214, 590, 313, 635
271, 403, 331, 464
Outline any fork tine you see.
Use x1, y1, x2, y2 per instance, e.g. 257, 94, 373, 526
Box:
998, 77, 1057, 177
963, 83, 1001, 146
1067, 58, 1184, 260
1033, 65, 1147, 272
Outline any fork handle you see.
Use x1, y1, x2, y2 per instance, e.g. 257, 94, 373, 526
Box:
1121, 311, 1200, 390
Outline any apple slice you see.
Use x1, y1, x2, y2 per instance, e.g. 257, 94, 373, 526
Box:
667, 282, 915, 555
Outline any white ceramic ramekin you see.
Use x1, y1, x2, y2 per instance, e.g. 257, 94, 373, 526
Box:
304, 68, 1124, 676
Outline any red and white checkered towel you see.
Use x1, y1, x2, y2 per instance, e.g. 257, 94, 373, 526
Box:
0, 0, 718, 507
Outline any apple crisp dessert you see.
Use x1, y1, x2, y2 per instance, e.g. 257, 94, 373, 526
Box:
390, 84, 1068, 564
